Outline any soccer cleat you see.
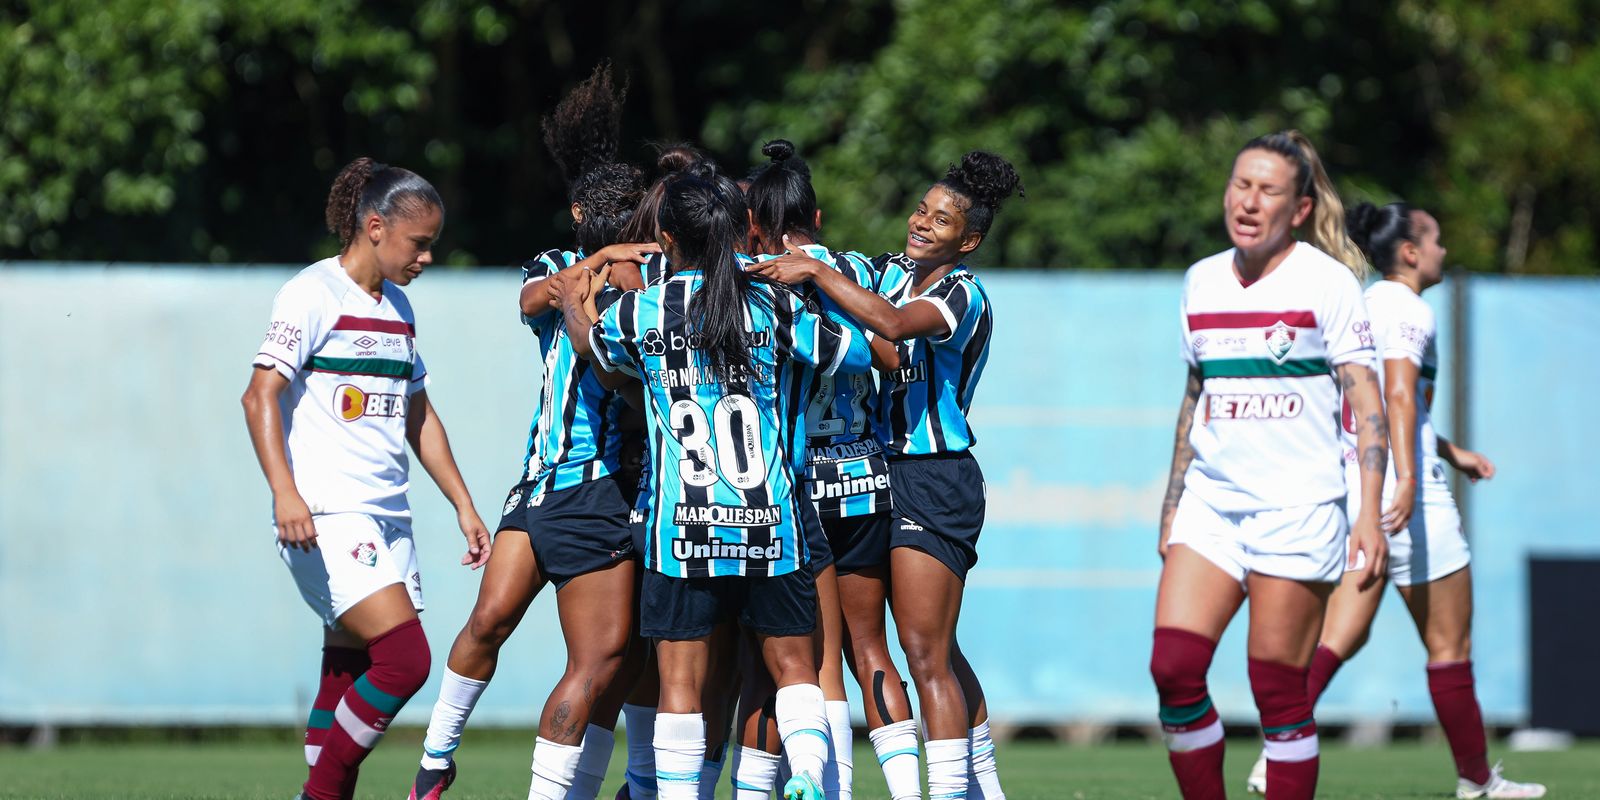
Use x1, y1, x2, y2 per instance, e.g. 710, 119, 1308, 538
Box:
408, 762, 458, 800
1456, 762, 1547, 799
1245, 750, 1267, 794
782, 772, 825, 800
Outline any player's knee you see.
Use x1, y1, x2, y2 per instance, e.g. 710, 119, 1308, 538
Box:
570, 647, 627, 687
374, 619, 432, 698
1150, 627, 1216, 700
1425, 630, 1471, 663
897, 632, 951, 680
1247, 657, 1310, 718
465, 603, 518, 649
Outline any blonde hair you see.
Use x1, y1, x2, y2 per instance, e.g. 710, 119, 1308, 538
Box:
1239, 130, 1368, 279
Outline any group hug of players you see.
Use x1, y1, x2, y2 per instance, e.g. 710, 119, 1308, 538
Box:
241, 66, 1546, 800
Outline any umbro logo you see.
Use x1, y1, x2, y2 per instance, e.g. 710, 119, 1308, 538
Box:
353, 335, 379, 349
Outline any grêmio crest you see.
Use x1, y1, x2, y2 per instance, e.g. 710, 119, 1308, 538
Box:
1264, 321, 1296, 363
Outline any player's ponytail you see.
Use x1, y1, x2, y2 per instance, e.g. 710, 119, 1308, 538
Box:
746, 138, 818, 246
325, 157, 443, 249
618, 144, 708, 244
542, 62, 646, 255
659, 162, 766, 394
1347, 201, 1416, 275
936, 150, 1024, 240
1239, 130, 1367, 279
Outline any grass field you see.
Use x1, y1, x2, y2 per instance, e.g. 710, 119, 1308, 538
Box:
1, 733, 1594, 799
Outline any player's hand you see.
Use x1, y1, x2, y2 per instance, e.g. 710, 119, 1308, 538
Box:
1380, 477, 1416, 534
597, 242, 661, 265
558, 265, 593, 307
745, 235, 823, 285
1452, 449, 1495, 482
274, 492, 318, 552
1349, 512, 1388, 590
457, 507, 492, 570
589, 263, 612, 296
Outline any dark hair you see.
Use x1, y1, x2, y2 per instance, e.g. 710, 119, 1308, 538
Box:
935, 151, 1024, 239
1347, 201, 1417, 274
1237, 130, 1366, 277
618, 146, 707, 244
658, 162, 766, 393
541, 62, 646, 254
325, 157, 443, 248
745, 139, 817, 246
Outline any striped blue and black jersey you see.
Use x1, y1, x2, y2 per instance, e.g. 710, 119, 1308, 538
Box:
591, 271, 871, 578
874, 253, 992, 456
755, 244, 891, 519
519, 249, 665, 498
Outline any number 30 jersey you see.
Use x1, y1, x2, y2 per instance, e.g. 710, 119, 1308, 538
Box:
590, 271, 872, 578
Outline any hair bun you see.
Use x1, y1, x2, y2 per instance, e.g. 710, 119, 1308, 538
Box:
656, 145, 704, 177
761, 139, 796, 163
946, 151, 1024, 211
1345, 201, 1381, 254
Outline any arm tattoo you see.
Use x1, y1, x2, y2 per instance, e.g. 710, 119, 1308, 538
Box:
1162, 368, 1203, 513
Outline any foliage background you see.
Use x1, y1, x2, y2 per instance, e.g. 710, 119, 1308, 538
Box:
2, 0, 1595, 273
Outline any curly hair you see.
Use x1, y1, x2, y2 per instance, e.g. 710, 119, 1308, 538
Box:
935, 150, 1024, 237
541, 62, 626, 189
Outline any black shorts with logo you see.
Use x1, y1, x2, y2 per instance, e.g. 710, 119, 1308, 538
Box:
799, 495, 834, 576
495, 474, 634, 590
824, 512, 892, 574
639, 568, 817, 640
887, 451, 985, 581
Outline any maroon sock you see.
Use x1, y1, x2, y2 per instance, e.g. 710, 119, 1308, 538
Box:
1428, 660, 1491, 785
1304, 643, 1344, 706
302, 619, 431, 800
1152, 628, 1226, 800
1250, 658, 1319, 800
305, 646, 371, 770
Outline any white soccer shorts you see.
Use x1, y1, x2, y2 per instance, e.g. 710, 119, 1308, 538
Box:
1169, 490, 1348, 587
277, 512, 424, 627
1345, 462, 1471, 586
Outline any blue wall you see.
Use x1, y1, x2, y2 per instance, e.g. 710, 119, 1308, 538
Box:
0, 265, 1593, 726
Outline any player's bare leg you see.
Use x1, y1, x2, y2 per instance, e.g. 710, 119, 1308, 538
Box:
839, 565, 918, 799
1401, 567, 1544, 798
527, 558, 636, 799
890, 546, 969, 799
812, 564, 855, 798
413, 530, 543, 798
758, 631, 830, 798
1243, 572, 1334, 800
1152, 545, 1247, 799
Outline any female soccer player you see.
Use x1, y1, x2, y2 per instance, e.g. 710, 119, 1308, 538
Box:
407, 65, 659, 800
1252, 202, 1541, 799
242, 157, 490, 800
561, 162, 871, 800
734, 139, 919, 800
750, 150, 1024, 800
1150, 130, 1388, 800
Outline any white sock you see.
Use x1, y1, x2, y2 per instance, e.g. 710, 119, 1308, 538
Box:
966, 721, 1004, 799
568, 725, 615, 800
653, 712, 706, 800
696, 743, 726, 800
528, 737, 586, 800
775, 683, 830, 786
731, 746, 781, 799
925, 737, 970, 800
624, 704, 659, 798
420, 667, 489, 770
825, 700, 854, 799
869, 719, 922, 800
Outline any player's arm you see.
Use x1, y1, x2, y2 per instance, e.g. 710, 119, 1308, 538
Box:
241, 366, 317, 552
560, 265, 635, 392
748, 246, 950, 342
405, 389, 491, 569
520, 243, 661, 317
1380, 358, 1420, 533
1339, 360, 1390, 588
1158, 366, 1202, 559
870, 334, 901, 372
1436, 435, 1496, 482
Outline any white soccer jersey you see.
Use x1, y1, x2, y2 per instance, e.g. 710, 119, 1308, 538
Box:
1341, 280, 1441, 493
1179, 242, 1375, 512
252, 257, 428, 520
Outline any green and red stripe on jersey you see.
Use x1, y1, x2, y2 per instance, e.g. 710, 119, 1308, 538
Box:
308, 356, 413, 378
1189, 309, 1329, 378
